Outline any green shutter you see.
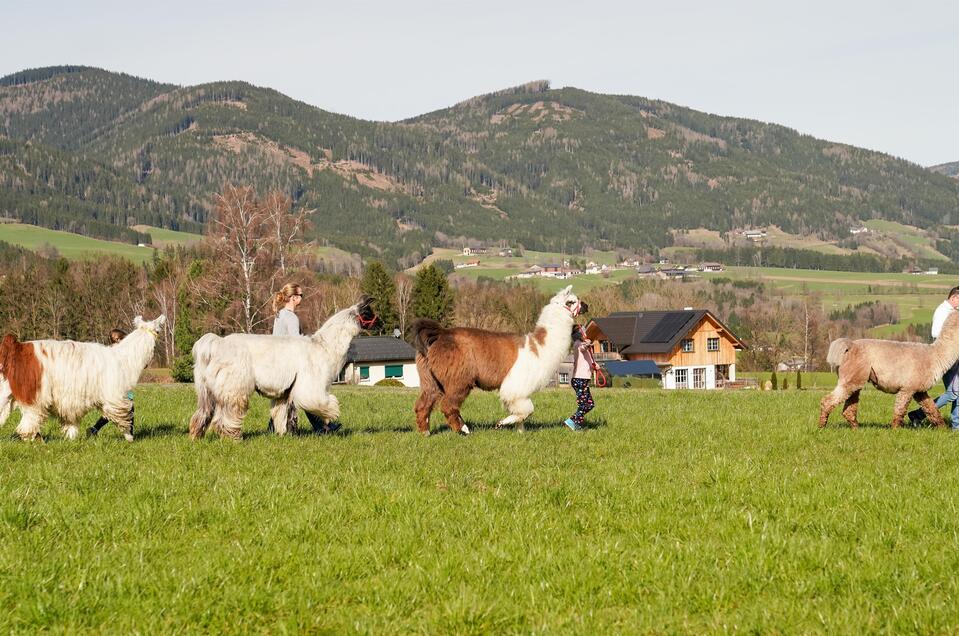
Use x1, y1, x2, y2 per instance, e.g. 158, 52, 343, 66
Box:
385, 365, 403, 378
360, 366, 370, 380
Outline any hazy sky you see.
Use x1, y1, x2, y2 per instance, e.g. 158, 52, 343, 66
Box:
2, 0, 956, 166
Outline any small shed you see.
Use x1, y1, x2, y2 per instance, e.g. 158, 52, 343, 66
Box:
340, 336, 420, 387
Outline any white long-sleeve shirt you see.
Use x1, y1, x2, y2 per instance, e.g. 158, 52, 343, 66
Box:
931, 300, 955, 340
272, 309, 300, 336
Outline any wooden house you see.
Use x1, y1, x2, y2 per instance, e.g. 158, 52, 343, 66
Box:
585, 310, 746, 389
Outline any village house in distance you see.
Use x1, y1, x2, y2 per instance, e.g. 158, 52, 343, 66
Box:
585, 309, 746, 389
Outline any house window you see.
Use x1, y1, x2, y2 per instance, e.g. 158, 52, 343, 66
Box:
674, 368, 688, 388
693, 367, 706, 389
559, 372, 570, 384
601, 341, 614, 353
681, 339, 694, 353
359, 366, 370, 380
385, 365, 403, 378
707, 337, 720, 352
716, 364, 730, 381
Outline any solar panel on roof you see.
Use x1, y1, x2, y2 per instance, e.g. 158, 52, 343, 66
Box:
643, 312, 694, 343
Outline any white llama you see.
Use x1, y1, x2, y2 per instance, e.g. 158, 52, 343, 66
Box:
0, 315, 165, 441
189, 297, 376, 440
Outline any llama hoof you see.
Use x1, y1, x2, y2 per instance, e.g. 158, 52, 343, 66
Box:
420, 429, 431, 437
64, 427, 78, 441
460, 424, 471, 435
123, 433, 134, 443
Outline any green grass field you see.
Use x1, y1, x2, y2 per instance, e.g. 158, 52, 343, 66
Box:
706, 266, 953, 336
132, 225, 202, 247
3, 385, 959, 632
0, 223, 157, 264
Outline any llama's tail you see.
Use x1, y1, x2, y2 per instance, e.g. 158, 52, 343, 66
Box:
827, 338, 853, 371
189, 334, 220, 438
411, 319, 445, 358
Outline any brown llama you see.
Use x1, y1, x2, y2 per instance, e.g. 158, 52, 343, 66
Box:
412, 286, 586, 435
820, 311, 959, 428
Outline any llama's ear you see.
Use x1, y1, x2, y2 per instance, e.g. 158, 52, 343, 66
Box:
562, 285, 573, 296
133, 315, 144, 329
155, 315, 167, 327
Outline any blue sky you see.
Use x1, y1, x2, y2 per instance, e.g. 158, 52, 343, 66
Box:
1, 0, 956, 166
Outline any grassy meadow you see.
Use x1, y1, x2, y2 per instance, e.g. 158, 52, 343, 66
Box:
3, 384, 959, 632
0, 223, 157, 264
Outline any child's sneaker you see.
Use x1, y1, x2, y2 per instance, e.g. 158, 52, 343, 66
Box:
564, 418, 583, 431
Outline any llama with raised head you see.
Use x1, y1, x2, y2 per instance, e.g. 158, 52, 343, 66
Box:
0, 315, 165, 441
820, 311, 959, 428
189, 297, 376, 440
412, 285, 587, 435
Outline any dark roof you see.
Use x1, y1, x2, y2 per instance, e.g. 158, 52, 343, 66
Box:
346, 336, 416, 363
589, 310, 745, 354
605, 360, 662, 378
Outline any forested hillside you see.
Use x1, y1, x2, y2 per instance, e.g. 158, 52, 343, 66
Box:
930, 161, 959, 178
2, 67, 957, 266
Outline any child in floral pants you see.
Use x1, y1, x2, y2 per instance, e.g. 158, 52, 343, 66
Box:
565, 325, 597, 431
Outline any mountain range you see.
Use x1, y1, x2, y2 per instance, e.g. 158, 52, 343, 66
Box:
1, 65, 958, 266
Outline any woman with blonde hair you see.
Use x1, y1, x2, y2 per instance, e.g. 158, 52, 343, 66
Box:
270, 282, 340, 434
272, 283, 303, 336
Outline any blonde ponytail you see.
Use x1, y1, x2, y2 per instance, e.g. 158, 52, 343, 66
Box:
272, 283, 301, 314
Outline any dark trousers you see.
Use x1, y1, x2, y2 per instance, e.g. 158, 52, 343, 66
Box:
569, 378, 595, 426
268, 408, 327, 433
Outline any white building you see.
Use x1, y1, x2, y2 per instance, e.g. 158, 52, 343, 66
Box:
339, 336, 420, 387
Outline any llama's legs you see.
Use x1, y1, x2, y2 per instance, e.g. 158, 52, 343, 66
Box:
841, 390, 861, 429
819, 386, 852, 428
213, 398, 247, 440
15, 409, 44, 441
269, 398, 291, 436
915, 391, 946, 428
890, 390, 913, 429
439, 389, 471, 435
497, 397, 534, 432
413, 388, 440, 436
189, 383, 216, 440
61, 422, 79, 441
103, 398, 134, 442
299, 394, 341, 431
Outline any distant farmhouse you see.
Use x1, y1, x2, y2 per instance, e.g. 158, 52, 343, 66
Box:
742, 229, 767, 242
849, 226, 869, 235
585, 309, 746, 389
339, 336, 419, 387
698, 262, 724, 272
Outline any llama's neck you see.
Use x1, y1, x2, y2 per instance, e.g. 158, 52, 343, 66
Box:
312, 307, 362, 367
531, 305, 575, 368
113, 328, 157, 388
930, 323, 959, 378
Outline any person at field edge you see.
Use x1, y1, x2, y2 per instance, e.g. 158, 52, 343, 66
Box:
908, 286, 959, 428
564, 324, 597, 431
270, 283, 340, 434
87, 329, 134, 437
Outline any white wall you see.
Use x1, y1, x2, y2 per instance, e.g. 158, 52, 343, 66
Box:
343, 360, 420, 387
662, 364, 733, 390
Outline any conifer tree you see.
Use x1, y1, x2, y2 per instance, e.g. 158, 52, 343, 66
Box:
411, 264, 455, 326
360, 260, 399, 335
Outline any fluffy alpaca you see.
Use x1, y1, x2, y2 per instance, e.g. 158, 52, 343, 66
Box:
189, 297, 376, 440
412, 285, 586, 435
0, 315, 165, 441
820, 312, 959, 428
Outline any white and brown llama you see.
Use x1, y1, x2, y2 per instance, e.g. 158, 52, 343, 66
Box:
189, 297, 376, 440
0, 315, 165, 441
412, 285, 587, 435
820, 311, 959, 428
